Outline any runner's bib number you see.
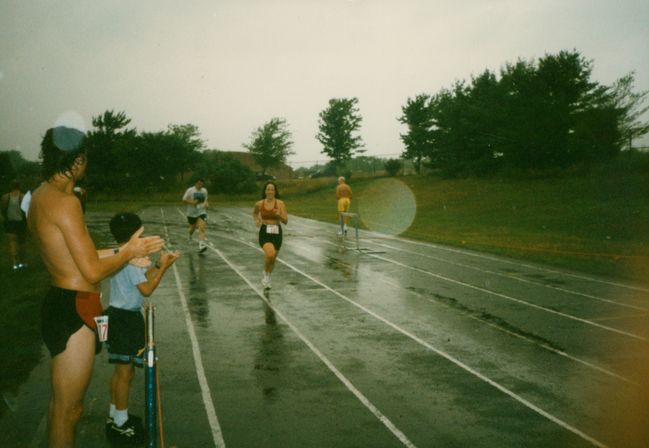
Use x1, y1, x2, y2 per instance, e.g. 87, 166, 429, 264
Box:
266, 225, 280, 235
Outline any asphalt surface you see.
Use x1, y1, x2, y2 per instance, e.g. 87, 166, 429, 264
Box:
2, 206, 649, 447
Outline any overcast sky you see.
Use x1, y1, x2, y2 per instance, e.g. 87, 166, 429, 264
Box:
1, 0, 648, 167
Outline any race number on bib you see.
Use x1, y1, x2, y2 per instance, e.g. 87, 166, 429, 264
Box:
266, 224, 279, 235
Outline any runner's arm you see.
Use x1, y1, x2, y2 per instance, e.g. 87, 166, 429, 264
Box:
60, 196, 164, 284
137, 251, 180, 297
252, 202, 261, 227
278, 200, 288, 225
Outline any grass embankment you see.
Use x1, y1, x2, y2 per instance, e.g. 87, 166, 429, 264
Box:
286, 173, 649, 283
2, 171, 648, 414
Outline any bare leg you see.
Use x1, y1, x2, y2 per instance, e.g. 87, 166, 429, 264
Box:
111, 364, 134, 411
262, 243, 277, 274
188, 223, 196, 239
197, 218, 206, 242
48, 325, 95, 448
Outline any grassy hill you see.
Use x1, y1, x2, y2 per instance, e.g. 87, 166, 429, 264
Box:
285, 171, 649, 284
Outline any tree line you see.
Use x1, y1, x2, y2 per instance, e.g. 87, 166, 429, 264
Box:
1, 49, 647, 194
400, 50, 649, 176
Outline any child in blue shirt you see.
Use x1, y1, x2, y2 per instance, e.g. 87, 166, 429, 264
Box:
105, 212, 180, 445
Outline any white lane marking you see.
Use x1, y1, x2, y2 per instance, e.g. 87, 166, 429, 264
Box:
179, 209, 639, 380
284, 212, 649, 294
200, 223, 637, 382
366, 240, 648, 311
244, 210, 649, 296
248, 210, 649, 298
162, 209, 226, 448
307, 235, 648, 342
366, 252, 648, 342
377, 277, 636, 385
383, 235, 649, 294
205, 230, 609, 448
273, 258, 610, 448
205, 243, 418, 448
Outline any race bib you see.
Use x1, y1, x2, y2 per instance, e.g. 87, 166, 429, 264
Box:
193, 192, 206, 203
266, 224, 279, 235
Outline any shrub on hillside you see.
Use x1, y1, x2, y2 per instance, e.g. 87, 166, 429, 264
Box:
384, 158, 402, 176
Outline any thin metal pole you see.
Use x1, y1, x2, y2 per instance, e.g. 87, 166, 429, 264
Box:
145, 304, 157, 448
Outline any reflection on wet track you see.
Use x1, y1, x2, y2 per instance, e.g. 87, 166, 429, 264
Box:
5, 206, 649, 448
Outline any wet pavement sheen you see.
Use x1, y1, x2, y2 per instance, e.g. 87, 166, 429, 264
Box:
2, 206, 649, 447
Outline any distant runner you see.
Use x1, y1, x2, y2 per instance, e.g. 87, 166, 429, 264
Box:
1, 180, 27, 270
183, 177, 209, 253
336, 176, 352, 235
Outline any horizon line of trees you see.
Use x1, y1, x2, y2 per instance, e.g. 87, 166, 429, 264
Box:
399, 50, 649, 176
2, 49, 648, 193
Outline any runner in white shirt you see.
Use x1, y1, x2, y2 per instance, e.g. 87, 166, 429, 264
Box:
182, 178, 209, 253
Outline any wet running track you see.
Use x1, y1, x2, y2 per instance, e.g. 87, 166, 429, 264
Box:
3, 206, 649, 447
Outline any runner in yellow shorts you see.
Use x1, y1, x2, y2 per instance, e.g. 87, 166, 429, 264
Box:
335, 176, 352, 235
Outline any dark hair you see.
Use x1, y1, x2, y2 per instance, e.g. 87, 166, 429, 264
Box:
260, 181, 280, 199
40, 126, 87, 180
195, 177, 205, 184
10, 180, 20, 190
109, 212, 142, 244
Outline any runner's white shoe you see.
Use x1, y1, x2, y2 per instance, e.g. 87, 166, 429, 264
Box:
198, 241, 207, 253
261, 276, 271, 290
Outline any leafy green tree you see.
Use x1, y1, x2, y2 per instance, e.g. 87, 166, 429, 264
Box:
384, 158, 402, 176
244, 118, 294, 175
166, 124, 206, 182
451, 70, 505, 175
316, 98, 364, 171
399, 94, 435, 174
403, 50, 648, 177
610, 72, 649, 149
202, 151, 257, 194
86, 110, 136, 191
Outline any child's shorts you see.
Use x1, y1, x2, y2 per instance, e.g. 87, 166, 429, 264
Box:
105, 306, 145, 367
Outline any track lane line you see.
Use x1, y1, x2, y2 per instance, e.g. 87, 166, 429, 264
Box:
203, 241, 418, 448
200, 227, 609, 448
179, 208, 636, 382
162, 209, 226, 448
364, 240, 648, 311
365, 251, 648, 342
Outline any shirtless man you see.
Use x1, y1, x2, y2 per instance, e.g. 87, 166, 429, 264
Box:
28, 126, 164, 447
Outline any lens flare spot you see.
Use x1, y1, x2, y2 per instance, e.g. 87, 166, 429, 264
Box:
54, 111, 87, 133
358, 178, 417, 236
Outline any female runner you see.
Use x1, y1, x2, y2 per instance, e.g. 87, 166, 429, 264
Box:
252, 181, 288, 289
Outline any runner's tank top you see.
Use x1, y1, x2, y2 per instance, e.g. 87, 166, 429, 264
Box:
260, 200, 277, 220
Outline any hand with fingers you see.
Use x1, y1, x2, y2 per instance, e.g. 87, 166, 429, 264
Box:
127, 227, 165, 258
159, 250, 181, 270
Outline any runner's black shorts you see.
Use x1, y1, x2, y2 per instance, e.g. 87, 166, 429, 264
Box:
187, 214, 207, 225
259, 224, 282, 251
